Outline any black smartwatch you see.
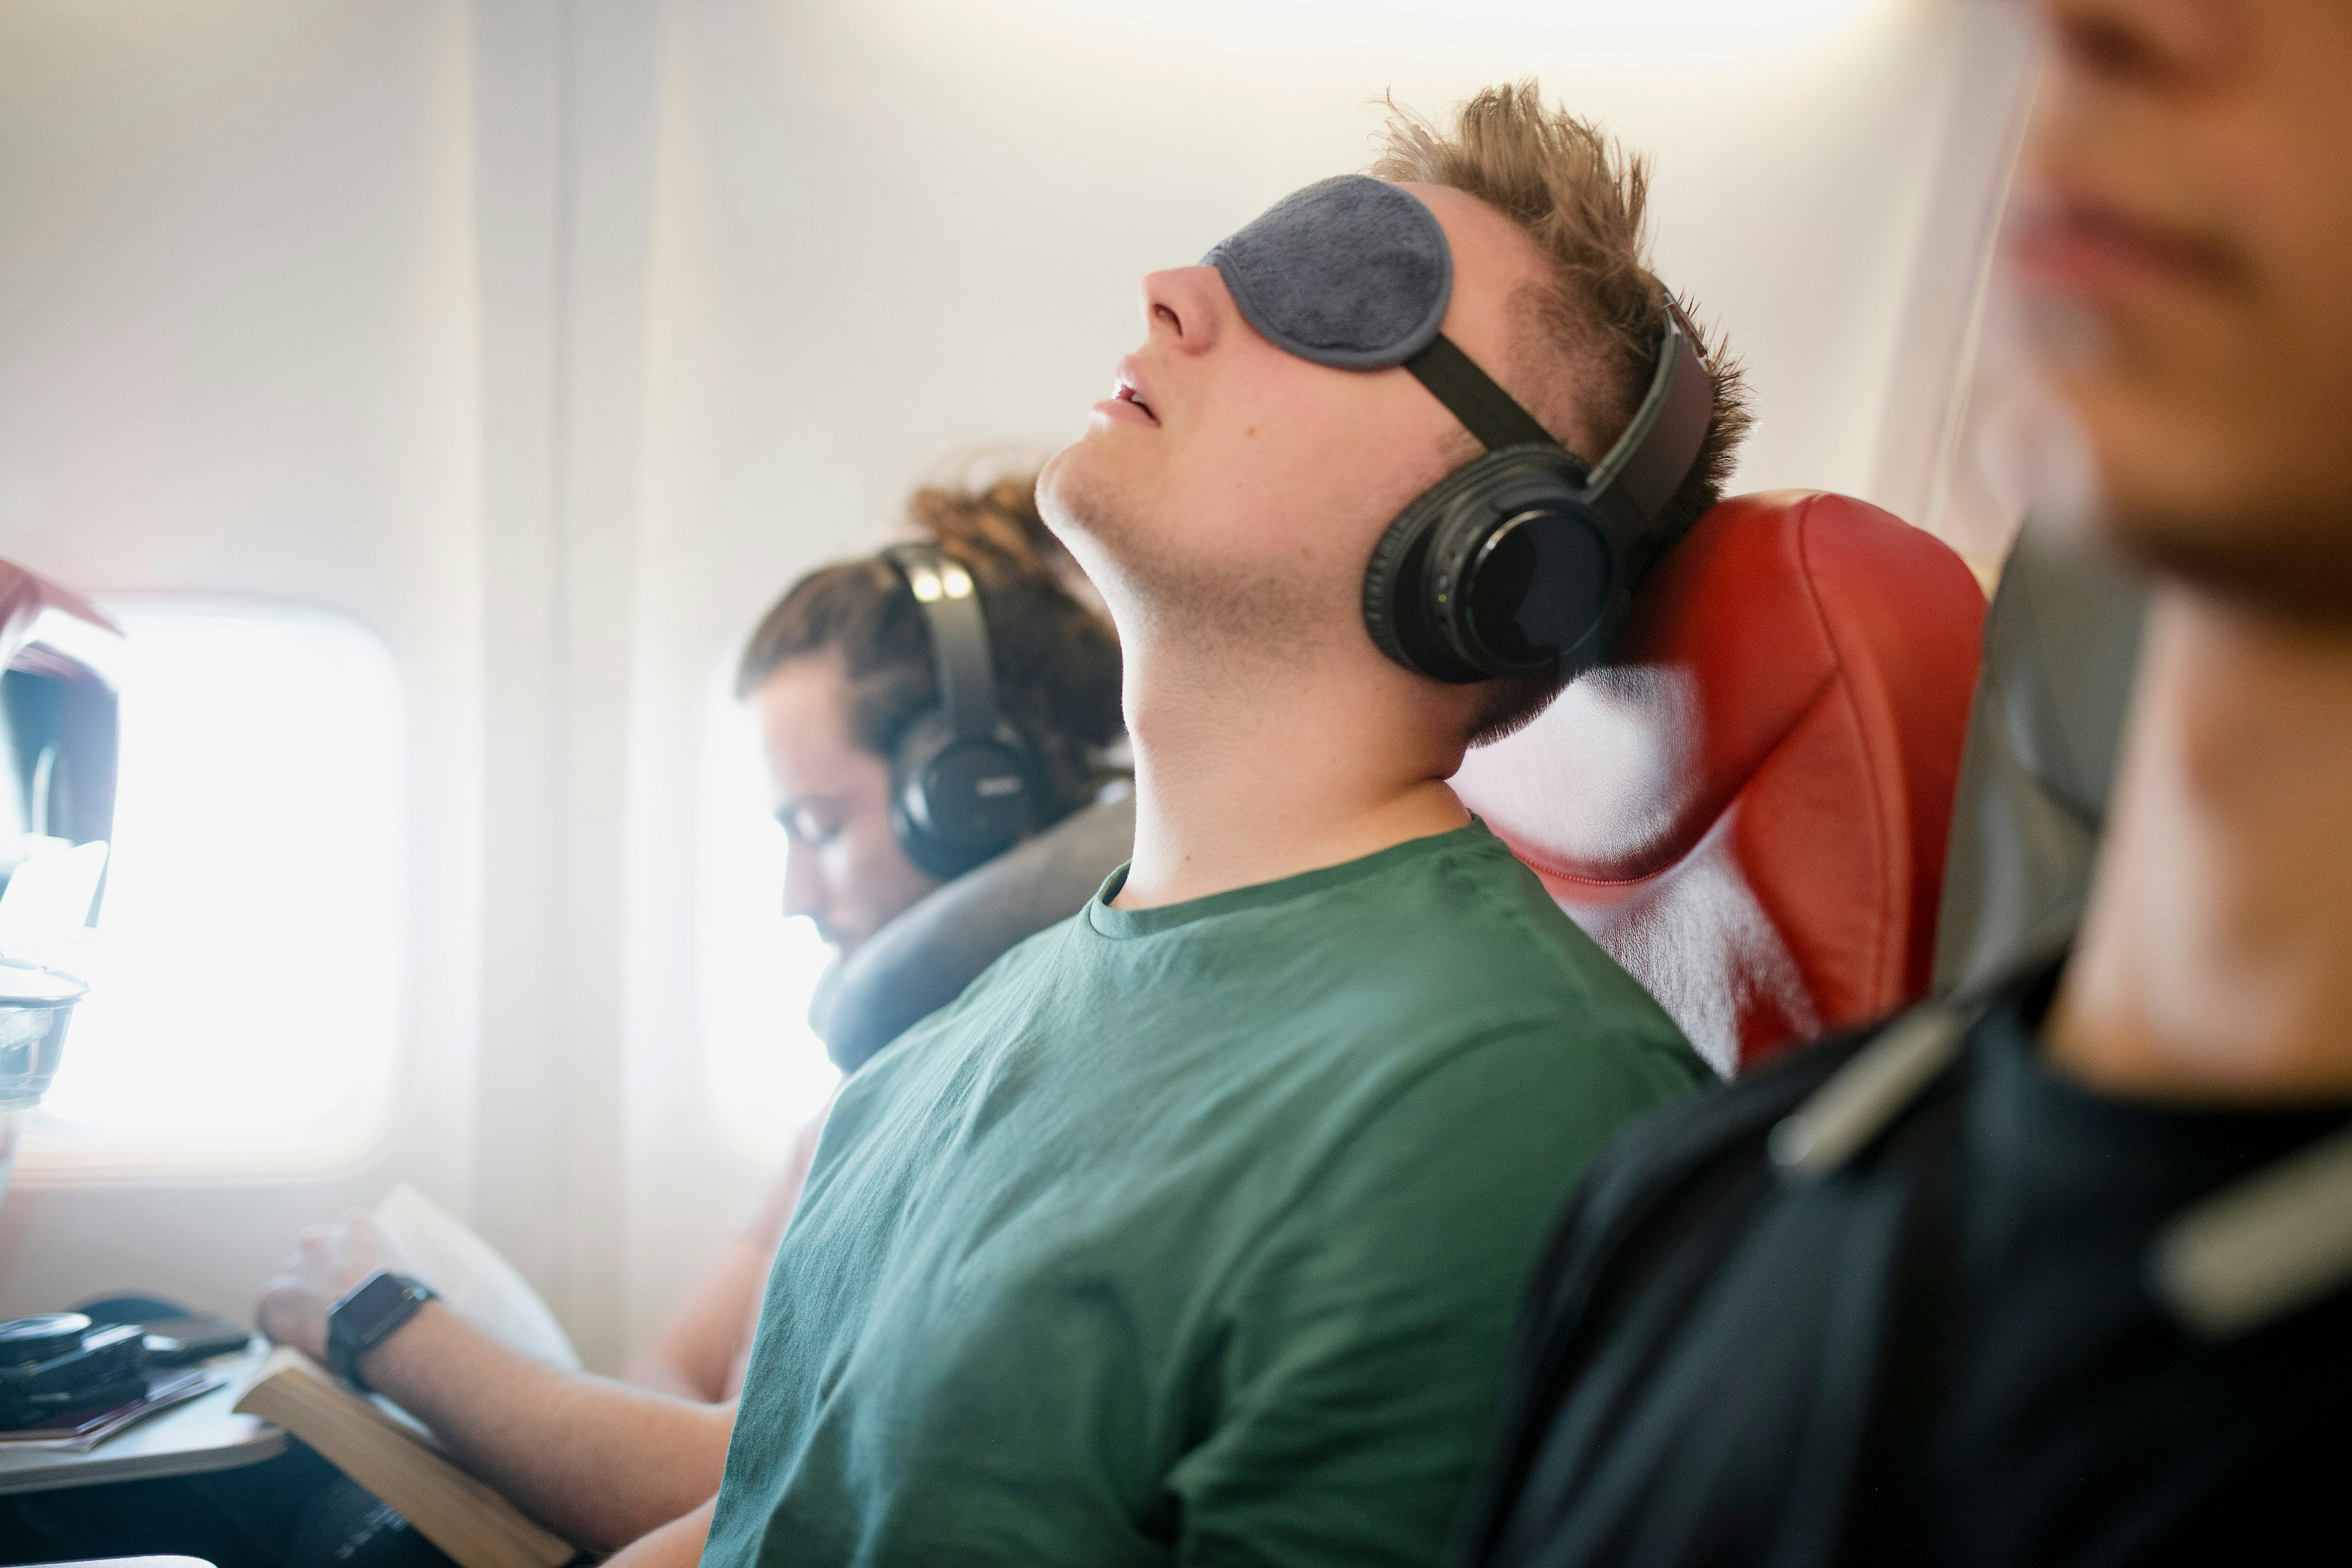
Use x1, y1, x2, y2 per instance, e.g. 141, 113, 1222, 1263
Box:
326, 1271, 437, 1391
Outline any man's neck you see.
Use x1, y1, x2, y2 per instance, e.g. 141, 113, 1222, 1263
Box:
1110, 639, 1471, 910
2048, 589, 2352, 1102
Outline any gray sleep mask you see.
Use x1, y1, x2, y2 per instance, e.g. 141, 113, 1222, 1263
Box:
1200, 174, 1559, 457
1204, 175, 1455, 371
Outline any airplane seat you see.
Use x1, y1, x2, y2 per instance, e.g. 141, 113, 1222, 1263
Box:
1931, 520, 2147, 996
1452, 491, 1985, 1076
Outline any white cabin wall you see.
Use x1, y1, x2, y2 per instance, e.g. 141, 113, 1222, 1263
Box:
1865, 2, 2045, 566
469, 0, 664, 1378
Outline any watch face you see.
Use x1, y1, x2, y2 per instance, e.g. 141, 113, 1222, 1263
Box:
339, 1272, 420, 1340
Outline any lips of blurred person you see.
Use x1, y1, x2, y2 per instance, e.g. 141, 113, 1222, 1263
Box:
2009, 194, 2243, 322
753, 654, 942, 963
2012, 0, 2352, 608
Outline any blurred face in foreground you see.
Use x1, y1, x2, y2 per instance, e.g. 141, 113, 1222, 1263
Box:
2012, 0, 2352, 614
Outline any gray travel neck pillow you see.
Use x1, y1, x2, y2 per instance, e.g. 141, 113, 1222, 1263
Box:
810, 791, 1137, 1072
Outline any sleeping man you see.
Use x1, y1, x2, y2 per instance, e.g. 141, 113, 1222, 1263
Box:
616, 83, 1749, 1568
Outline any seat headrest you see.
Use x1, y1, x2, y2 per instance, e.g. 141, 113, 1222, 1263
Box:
1931, 521, 2147, 995
1455, 491, 1984, 1073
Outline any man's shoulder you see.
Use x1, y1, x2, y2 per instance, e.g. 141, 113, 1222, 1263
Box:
1141, 824, 1711, 1104
1387, 834, 1706, 1076
848, 913, 1083, 1077
1343, 828, 1660, 999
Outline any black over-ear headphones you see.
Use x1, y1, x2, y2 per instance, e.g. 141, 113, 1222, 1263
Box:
882, 543, 1044, 880
1362, 306, 1716, 684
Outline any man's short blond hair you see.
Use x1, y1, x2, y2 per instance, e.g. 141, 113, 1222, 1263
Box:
1372, 81, 1754, 745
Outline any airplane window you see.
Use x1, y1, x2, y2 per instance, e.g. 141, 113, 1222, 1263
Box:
34, 603, 402, 1146
699, 686, 840, 1161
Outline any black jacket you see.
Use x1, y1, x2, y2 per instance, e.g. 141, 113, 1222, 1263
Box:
1450, 962, 2352, 1568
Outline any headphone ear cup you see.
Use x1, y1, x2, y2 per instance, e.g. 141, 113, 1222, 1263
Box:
1363, 484, 1485, 684
889, 710, 1041, 881
887, 710, 953, 879
1438, 495, 1619, 677
1368, 449, 1596, 684
1362, 504, 1427, 673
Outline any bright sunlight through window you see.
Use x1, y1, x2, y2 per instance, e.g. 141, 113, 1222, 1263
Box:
701, 681, 840, 1163
37, 603, 403, 1142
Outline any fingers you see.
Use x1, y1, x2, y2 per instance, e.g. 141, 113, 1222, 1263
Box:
254, 1279, 299, 1344
255, 1207, 409, 1365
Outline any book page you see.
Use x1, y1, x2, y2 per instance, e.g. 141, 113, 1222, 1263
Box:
374, 1183, 581, 1370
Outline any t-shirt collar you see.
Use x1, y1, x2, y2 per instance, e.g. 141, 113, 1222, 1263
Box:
1086, 819, 1495, 941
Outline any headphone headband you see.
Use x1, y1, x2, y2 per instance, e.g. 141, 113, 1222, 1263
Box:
886, 543, 1000, 742
878, 542, 1041, 879
1588, 303, 1712, 529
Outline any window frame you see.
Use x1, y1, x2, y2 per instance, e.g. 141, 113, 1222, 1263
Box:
12, 594, 412, 1184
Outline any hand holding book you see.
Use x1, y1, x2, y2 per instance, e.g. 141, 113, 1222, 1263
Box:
242, 1184, 587, 1568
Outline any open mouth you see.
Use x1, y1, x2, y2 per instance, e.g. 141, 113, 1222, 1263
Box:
1105, 356, 1161, 427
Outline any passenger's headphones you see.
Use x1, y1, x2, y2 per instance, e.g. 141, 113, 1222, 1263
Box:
882, 543, 1044, 880
1361, 307, 1716, 684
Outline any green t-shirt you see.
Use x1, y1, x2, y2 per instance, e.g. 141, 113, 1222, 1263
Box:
703, 821, 1704, 1568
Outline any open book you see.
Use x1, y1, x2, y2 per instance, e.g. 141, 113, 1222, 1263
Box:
232, 1183, 583, 1568
234, 1348, 573, 1568
372, 1183, 581, 1371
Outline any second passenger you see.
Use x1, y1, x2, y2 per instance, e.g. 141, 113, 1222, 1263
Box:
639, 83, 1752, 1568
246, 472, 1126, 1559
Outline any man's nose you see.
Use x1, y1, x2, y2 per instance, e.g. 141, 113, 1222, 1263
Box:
782, 843, 826, 925
1139, 265, 1225, 356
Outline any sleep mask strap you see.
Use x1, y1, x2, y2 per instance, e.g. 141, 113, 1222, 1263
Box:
1402, 335, 1560, 454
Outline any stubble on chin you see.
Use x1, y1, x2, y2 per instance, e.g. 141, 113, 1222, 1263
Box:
1036, 442, 1124, 563
2097, 494, 2352, 627
1038, 445, 1325, 663
2026, 339, 2352, 625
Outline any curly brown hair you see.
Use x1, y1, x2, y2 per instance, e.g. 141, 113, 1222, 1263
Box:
736, 472, 1126, 825
1371, 81, 1756, 745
